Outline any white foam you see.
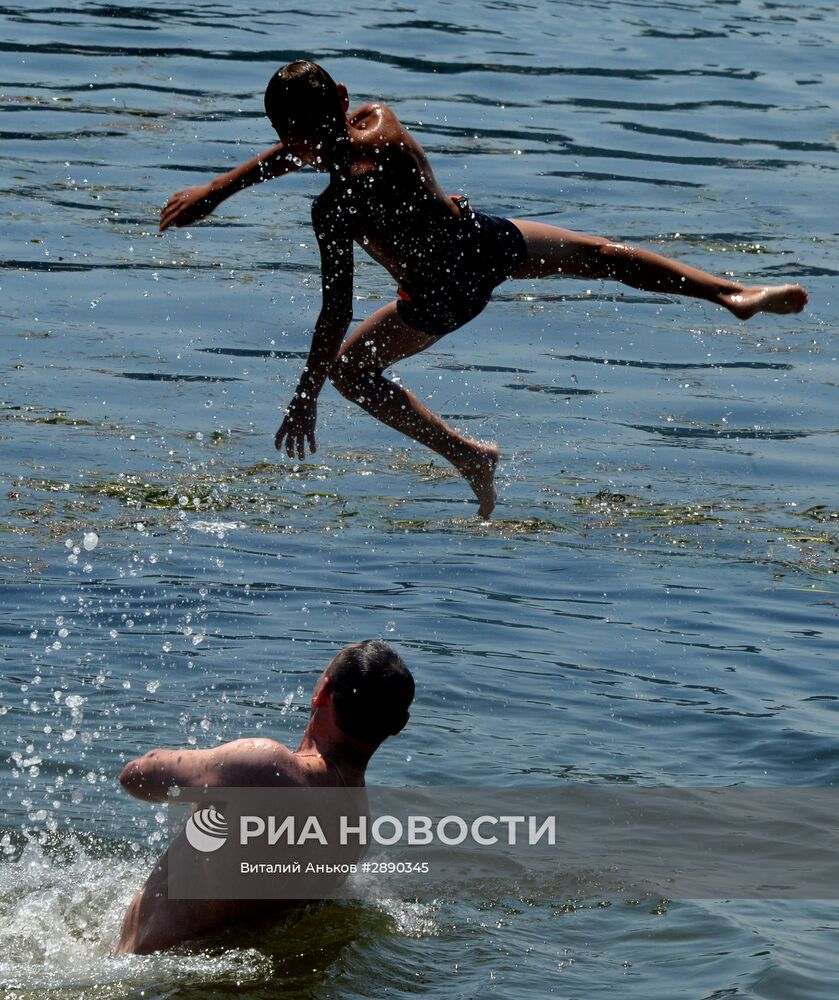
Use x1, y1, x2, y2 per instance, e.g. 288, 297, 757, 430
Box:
188, 520, 245, 539
0, 839, 272, 995
375, 895, 439, 938
345, 872, 438, 938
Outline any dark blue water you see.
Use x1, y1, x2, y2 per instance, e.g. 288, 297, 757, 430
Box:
1, 0, 838, 996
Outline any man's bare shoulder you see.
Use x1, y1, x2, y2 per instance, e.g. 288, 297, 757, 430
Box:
217, 736, 291, 755
212, 737, 301, 786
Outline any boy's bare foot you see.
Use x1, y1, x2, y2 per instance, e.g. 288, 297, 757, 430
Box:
720, 284, 808, 321
456, 442, 499, 518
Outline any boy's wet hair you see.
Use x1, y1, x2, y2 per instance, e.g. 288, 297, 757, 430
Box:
326, 640, 414, 746
264, 60, 344, 143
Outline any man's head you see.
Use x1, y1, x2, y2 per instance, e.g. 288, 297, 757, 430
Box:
264, 60, 349, 152
313, 640, 414, 748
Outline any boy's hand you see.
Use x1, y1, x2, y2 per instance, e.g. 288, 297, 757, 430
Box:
160, 184, 221, 231
275, 392, 318, 460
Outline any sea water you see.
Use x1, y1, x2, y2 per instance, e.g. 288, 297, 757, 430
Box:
1, 0, 838, 996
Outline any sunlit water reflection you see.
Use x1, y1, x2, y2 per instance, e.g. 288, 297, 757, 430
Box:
2, 0, 838, 996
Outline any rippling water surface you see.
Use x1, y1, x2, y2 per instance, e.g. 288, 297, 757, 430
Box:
2, 0, 838, 996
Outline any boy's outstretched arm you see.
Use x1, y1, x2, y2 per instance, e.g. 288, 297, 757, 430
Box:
159, 142, 303, 231
275, 200, 354, 459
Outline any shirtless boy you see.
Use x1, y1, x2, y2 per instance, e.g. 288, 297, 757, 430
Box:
160, 60, 808, 517
116, 639, 414, 954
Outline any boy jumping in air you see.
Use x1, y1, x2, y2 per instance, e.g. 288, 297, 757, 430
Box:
160, 60, 808, 518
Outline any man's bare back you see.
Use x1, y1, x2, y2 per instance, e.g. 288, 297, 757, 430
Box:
116, 641, 413, 954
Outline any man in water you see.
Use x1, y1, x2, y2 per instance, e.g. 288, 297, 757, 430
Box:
160, 60, 808, 517
116, 639, 414, 954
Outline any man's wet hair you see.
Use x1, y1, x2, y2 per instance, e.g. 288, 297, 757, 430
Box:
264, 60, 345, 143
327, 640, 414, 746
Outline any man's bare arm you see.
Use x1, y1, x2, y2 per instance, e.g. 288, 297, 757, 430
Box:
119, 738, 297, 802
160, 143, 303, 231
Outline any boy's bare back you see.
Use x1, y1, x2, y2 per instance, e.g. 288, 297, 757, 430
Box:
321, 102, 466, 289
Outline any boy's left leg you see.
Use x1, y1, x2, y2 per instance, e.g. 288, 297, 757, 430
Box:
329, 302, 499, 517
509, 221, 807, 319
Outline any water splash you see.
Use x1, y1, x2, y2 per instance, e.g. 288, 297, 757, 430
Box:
0, 837, 273, 997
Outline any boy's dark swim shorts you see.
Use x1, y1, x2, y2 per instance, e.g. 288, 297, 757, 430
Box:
395, 197, 527, 338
